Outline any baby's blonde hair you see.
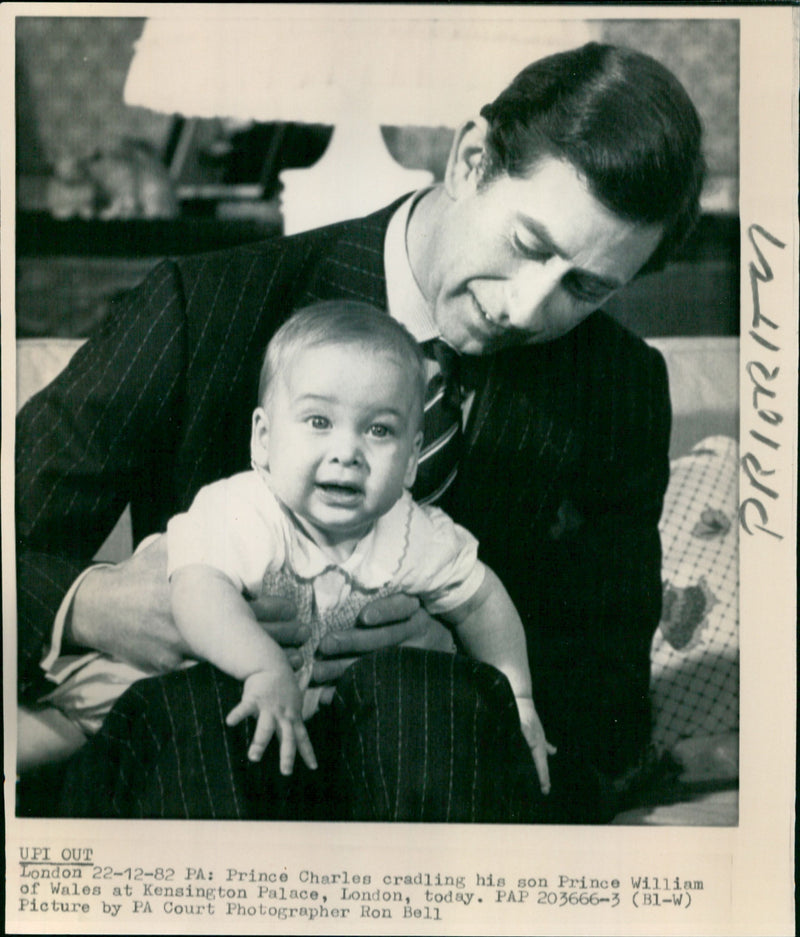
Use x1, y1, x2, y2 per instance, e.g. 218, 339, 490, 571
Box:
258, 301, 427, 427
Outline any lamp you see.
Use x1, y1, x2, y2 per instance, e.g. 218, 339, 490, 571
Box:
125, 11, 597, 233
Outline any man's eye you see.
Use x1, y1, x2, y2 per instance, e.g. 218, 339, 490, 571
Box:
563, 273, 611, 304
307, 415, 330, 430
512, 233, 550, 261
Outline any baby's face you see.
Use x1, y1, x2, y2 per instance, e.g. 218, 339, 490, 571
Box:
251, 342, 422, 547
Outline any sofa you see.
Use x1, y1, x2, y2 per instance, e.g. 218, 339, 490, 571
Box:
613, 337, 739, 825
15, 333, 740, 824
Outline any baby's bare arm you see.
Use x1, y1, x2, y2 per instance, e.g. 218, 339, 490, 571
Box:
171, 564, 316, 773
170, 564, 288, 681
445, 566, 555, 792
445, 567, 532, 697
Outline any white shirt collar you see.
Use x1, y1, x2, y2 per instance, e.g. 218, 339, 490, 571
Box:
384, 189, 440, 344
281, 490, 415, 589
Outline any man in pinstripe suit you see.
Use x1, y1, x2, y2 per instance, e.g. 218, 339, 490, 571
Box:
17, 44, 705, 821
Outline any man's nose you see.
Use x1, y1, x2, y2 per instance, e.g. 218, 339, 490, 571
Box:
504, 258, 570, 329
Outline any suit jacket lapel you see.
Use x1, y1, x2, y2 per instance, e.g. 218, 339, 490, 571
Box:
449, 335, 584, 552
297, 200, 404, 311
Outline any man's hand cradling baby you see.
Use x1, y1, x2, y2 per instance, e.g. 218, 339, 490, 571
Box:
254, 592, 454, 685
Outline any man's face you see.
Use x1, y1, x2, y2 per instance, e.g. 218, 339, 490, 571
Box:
251, 343, 422, 550
419, 150, 664, 355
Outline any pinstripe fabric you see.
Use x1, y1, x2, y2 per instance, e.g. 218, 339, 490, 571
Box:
448, 321, 671, 775
333, 648, 542, 822
18, 197, 671, 819
58, 651, 547, 821
16, 205, 395, 700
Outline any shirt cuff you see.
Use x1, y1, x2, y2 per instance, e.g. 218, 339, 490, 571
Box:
40, 564, 108, 685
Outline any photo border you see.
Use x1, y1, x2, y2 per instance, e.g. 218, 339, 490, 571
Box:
2, 5, 796, 935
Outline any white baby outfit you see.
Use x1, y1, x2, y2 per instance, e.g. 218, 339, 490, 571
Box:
42, 471, 485, 729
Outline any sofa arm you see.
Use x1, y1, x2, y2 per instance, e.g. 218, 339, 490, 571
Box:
645, 337, 739, 458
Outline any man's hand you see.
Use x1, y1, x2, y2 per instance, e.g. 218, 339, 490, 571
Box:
68, 535, 187, 673
68, 535, 307, 675
68, 537, 445, 688
248, 594, 309, 669
310, 594, 455, 685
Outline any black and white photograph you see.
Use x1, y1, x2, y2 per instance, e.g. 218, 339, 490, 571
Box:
2, 5, 796, 935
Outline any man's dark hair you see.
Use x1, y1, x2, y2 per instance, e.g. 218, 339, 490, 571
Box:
479, 42, 706, 272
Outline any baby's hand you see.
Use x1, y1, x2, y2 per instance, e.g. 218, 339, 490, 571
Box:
515, 696, 557, 794
226, 668, 317, 775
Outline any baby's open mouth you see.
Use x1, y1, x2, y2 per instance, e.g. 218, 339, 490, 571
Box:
316, 482, 364, 502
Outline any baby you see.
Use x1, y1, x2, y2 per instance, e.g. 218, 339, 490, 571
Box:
167, 301, 554, 790
20, 301, 554, 794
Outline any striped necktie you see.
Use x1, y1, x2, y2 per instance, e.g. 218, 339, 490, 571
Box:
413, 339, 463, 505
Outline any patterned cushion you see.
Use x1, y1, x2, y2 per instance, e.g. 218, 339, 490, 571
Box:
651, 436, 739, 751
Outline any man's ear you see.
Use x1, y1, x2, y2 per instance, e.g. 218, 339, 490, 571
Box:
444, 117, 490, 200
250, 406, 270, 469
403, 430, 424, 489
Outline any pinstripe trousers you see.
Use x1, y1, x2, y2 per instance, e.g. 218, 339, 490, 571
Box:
57, 649, 594, 822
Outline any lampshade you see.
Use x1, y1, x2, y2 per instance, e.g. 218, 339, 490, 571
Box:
124, 11, 597, 231
125, 14, 596, 126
